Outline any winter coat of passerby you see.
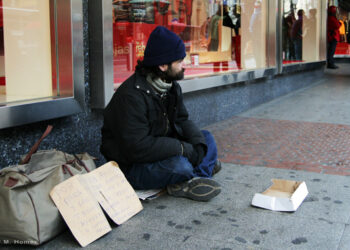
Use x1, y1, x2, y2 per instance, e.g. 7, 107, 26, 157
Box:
291, 9, 305, 61
327, 5, 341, 69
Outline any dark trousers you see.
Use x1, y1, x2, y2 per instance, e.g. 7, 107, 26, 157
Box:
293, 39, 302, 60
327, 40, 338, 66
124, 130, 218, 190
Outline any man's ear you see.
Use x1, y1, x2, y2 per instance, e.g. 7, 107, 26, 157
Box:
158, 64, 168, 72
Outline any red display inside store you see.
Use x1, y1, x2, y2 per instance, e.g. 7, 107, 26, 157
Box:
0, 0, 4, 86
113, 0, 191, 84
113, 0, 242, 85
335, 42, 350, 54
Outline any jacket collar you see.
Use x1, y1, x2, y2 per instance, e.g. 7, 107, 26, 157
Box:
133, 71, 180, 97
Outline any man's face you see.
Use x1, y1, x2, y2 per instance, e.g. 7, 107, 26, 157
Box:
163, 59, 185, 81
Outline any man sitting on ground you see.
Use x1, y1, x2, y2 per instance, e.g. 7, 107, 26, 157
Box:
100, 26, 221, 201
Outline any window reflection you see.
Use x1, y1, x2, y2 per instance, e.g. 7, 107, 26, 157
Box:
113, 0, 271, 87
0, 0, 72, 106
282, 0, 322, 64
333, 5, 349, 56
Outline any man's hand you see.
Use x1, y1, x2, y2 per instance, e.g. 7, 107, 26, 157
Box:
181, 141, 198, 166
182, 141, 207, 167
193, 144, 205, 167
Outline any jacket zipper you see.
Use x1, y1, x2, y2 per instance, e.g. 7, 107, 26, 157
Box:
164, 112, 169, 135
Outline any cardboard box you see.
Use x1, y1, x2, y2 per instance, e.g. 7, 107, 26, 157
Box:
251, 179, 308, 212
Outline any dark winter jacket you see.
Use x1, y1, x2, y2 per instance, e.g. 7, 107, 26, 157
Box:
291, 16, 303, 40
100, 71, 206, 172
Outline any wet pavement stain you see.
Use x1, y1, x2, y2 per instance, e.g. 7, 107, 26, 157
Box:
116, 238, 126, 242
259, 230, 268, 234
143, 233, 151, 241
225, 177, 234, 180
202, 211, 220, 217
192, 220, 201, 225
183, 236, 190, 242
312, 178, 321, 182
318, 218, 333, 224
156, 205, 167, 209
291, 237, 307, 245
304, 196, 319, 202
253, 240, 260, 245
167, 221, 176, 227
235, 236, 247, 243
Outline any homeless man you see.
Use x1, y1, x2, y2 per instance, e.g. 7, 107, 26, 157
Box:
101, 26, 221, 202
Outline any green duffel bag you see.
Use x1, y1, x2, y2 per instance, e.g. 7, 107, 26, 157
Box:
0, 126, 96, 245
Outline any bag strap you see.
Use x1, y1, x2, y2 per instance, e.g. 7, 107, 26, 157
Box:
73, 154, 90, 172
62, 164, 75, 176
20, 125, 53, 164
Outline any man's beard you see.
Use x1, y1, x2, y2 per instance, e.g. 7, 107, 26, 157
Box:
163, 66, 185, 81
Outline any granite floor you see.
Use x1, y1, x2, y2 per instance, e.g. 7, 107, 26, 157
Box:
2, 63, 350, 250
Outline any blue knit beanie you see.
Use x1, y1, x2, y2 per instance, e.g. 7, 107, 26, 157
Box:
143, 26, 186, 66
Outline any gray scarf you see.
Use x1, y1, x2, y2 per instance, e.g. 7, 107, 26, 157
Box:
146, 74, 172, 93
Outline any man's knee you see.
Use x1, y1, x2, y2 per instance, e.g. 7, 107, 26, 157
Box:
126, 156, 194, 189
201, 130, 215, 142
164, 156, 194, 176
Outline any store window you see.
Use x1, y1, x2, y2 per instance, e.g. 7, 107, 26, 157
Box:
0, 0, 84, 129
112, 0, 273, 87
282, 0, 325, 64
0, 0, 73, 106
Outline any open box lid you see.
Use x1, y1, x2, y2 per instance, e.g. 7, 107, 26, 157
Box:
251, 179, 309, 212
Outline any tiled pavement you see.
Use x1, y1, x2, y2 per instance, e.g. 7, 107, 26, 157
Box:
209, 116, 350, 175
3, 63, 350, 250
208, 63, 350, 177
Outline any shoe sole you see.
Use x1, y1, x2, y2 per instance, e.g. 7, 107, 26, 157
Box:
170, 178, 221, 202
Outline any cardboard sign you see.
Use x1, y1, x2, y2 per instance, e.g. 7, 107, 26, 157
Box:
79, 162, 143, 225
50, 176, 111, 247
50, 161, 143, 247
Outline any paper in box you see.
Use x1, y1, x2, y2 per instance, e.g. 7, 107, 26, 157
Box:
251, 179, 308, 212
